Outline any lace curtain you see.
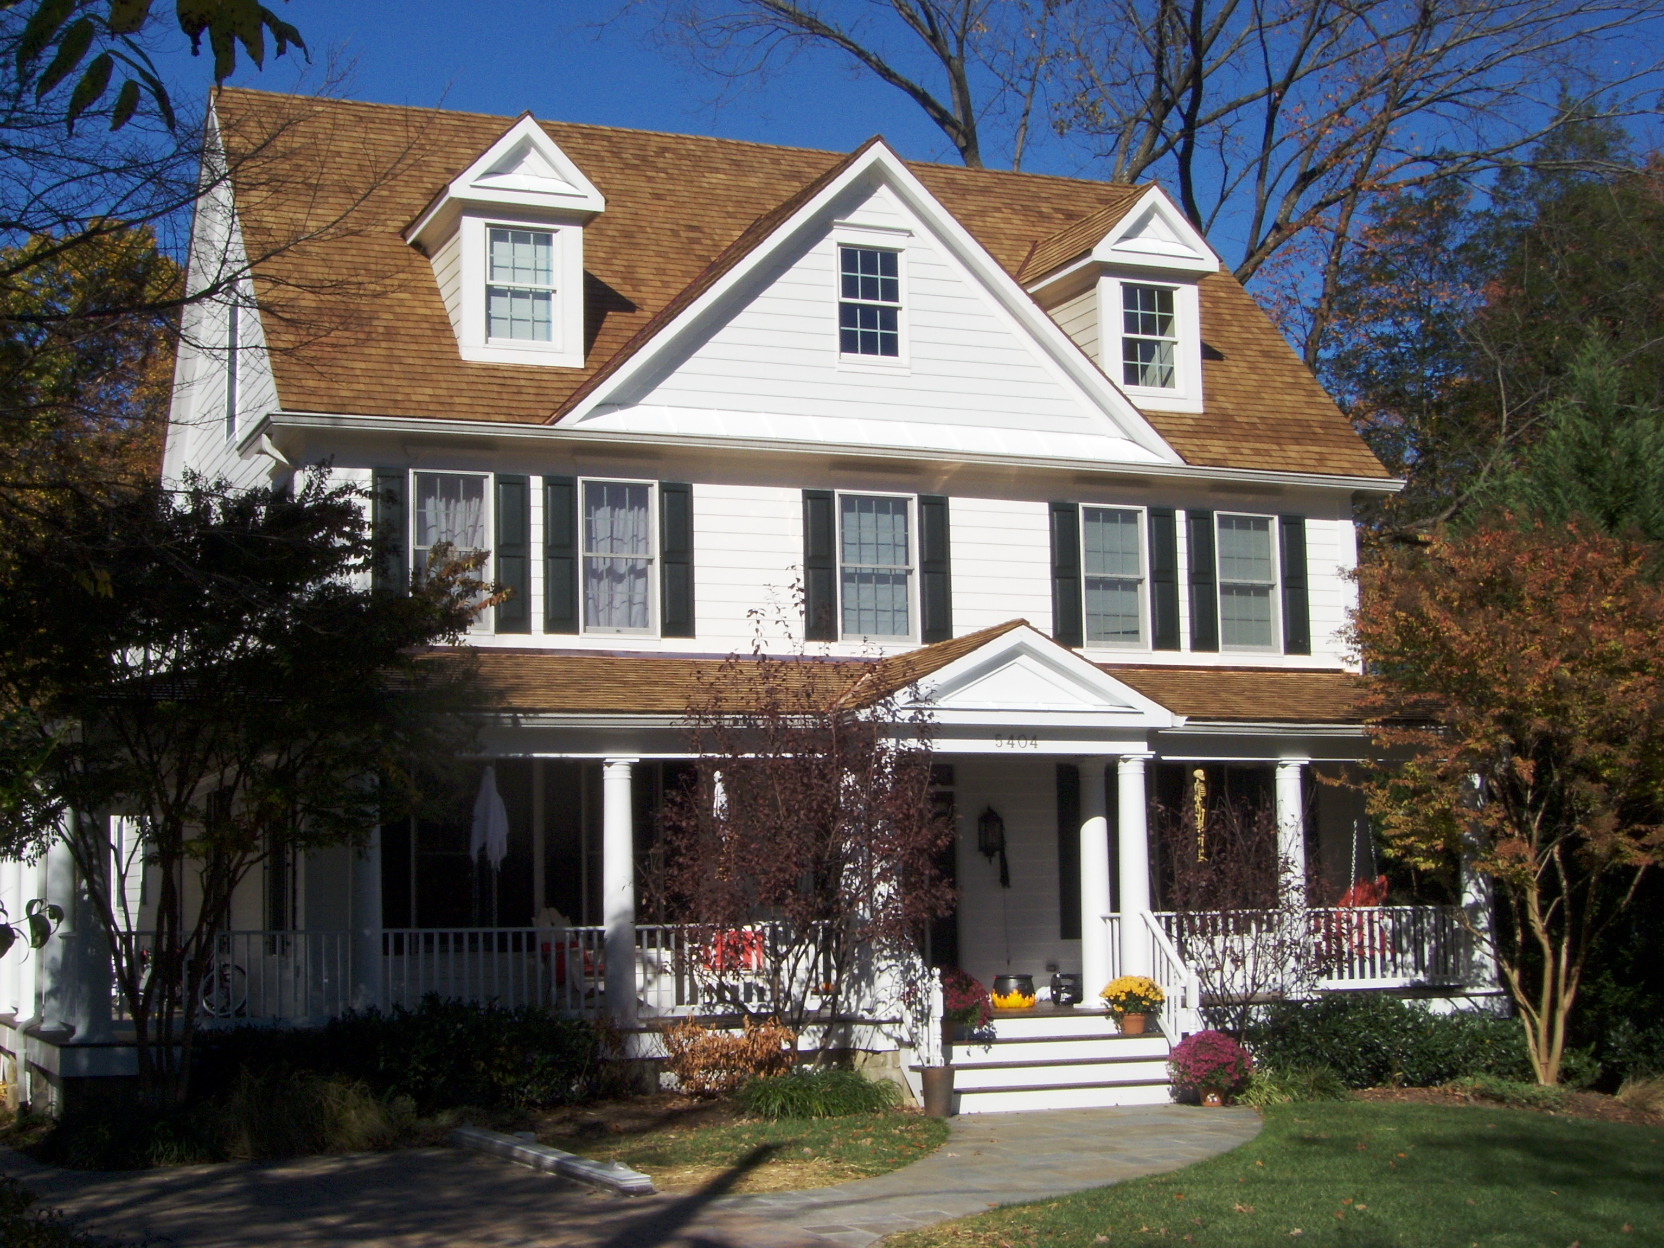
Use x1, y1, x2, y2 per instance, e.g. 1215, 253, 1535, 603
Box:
584, 482, 651, 630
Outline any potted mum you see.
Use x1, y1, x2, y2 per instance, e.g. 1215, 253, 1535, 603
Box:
1099, 974, 1165, 1035
1168, 1029, 1254, 1105
941, 968, 993, 1040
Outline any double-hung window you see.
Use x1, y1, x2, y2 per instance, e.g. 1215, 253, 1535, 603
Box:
1121, 283, 1178, 389
1216, 513, 1278, 649
582, 480, 654, 632
413, 472, 489, 582
840, 493, 911, 639
1082, 506, 1145, 646
838, 246, 900, 358
487, 227, 555, 343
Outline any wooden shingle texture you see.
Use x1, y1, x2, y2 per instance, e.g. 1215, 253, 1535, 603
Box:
1104, 664, 1364, 724
217, 88, 1387, 479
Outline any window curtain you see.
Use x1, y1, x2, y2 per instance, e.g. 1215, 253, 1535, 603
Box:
584, 482, 651, 629
414, 474, 486, 577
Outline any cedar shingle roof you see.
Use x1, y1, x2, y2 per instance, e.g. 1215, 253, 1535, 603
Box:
217, 88, 1388, 480
456, 625, 1363, 725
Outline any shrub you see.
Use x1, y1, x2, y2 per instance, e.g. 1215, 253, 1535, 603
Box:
941, 968, 992, 1029
210, 1070, 417, 1160
661, 1016, 797, 1097
1169, 1030, 1253, 1098
1448, 1074, 1568, 1111
0, 1176, 114, 1247
1246, 995, 1533, 1088
737, 1068, 901, 1118
1616, 1074, 1664, 1114
1238, 1065, 1350, 1107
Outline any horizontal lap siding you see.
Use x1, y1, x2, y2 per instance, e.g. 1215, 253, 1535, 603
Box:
1304, 513, 1357, 665
949, 498, 1052, 636
1048, 286, 1099, 365
692, 484, 803, 650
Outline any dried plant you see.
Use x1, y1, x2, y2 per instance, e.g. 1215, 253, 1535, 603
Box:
660, 1016, 798, 1097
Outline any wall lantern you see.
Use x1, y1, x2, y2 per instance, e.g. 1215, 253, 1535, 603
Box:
978, 805, 1011, 889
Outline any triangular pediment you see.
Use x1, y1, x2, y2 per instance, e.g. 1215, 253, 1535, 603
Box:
1093, 187, 1218, 275
905, 625, 1179, 727
407, 115, 605, 251
558, 144, 1183, 467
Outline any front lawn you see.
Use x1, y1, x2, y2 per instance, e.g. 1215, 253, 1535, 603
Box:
538, 1100, 948, 1193
889, 1101, 1664, 1248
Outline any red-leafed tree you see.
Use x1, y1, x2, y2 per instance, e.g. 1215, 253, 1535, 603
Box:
1351, 522, 1664, 1084
657, 642, 955, 1055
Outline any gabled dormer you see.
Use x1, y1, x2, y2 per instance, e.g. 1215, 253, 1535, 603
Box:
1027, 186, 1219, 415
406, 115, 605, 368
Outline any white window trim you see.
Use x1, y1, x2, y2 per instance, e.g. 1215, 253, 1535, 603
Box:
1215, 510, 1281, 653
836, 489, 916, 643
1097, 272, 1203, 412
833, 228, 910, 372
456, 213, 586, 368
1079, 503, 1149, 651
410, 469, 494, 636
579, 476, 658, 637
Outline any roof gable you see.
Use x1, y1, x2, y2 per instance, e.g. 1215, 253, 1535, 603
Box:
1094, 187, 1219, 275
555, 139, 1184, 466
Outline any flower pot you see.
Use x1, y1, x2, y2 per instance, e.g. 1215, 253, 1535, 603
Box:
991, 974, 1036, 1010
1202, 1090, 1225, 1107
1119, 1011, 1149, 1036
921, 1065, 955, 1117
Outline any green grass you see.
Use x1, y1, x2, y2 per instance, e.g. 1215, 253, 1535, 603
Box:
541, 1110, 948, 1193
737, 1069, 904, 1118
889, 1102, 1664, 1248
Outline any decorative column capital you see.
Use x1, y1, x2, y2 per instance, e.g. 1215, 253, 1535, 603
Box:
602, 757, 639, 772
1116, 753, 1155, 775
1276, 757, 1311, 774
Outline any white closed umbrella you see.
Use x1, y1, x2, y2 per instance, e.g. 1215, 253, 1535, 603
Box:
470, 765, 510, 872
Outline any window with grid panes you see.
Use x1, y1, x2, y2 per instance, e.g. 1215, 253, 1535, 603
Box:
1216, 513, 1277, 648
838, 246, 900, 357
487, 228, 555, 342
1083, 507, 1144, 645
1121, 283, 1177, 388
582, 480, 655, 632
840, 494, 911, 638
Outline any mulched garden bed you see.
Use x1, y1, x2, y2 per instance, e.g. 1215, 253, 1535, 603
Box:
1354, 1083, 1664, 1127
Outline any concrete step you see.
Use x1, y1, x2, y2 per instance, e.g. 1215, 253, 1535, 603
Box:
955, 1079, 1174, 1113
948, 1034, 1169, 1065
952, 1056, 1172, 1091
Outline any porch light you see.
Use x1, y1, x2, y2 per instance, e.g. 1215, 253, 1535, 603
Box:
977, 806, 1005, 860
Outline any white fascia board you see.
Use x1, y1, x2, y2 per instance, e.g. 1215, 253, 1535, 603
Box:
556, 141, 1185, 467
1092, 186, 1220, 275
248, 409, 1408, 495
406, 114, 605, 252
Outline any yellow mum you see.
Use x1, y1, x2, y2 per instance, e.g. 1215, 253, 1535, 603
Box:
1099, 974, 1165, 1014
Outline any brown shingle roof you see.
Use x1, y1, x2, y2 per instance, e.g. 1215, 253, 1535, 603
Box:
217, 88, 1387, 479
1104, 664, 1364, 724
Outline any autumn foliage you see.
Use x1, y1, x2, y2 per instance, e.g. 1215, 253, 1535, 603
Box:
660, 1017, 798, 1097
1352, 521, 1664, 1083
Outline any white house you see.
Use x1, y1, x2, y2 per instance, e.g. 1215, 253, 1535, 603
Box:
0, 89, 1495, 1112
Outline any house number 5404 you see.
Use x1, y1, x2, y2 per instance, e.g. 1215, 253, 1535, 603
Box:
995, 732, 1039, 750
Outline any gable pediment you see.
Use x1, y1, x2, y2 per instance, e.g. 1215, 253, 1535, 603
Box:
1094, 188, 1219, 275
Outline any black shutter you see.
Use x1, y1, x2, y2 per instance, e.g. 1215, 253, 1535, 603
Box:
1056, 763, 1081, 940
803, 489, 837, 641
1149, 507, 1180, 651
543, 476, 579, 634
372, 469, 407, 595
1187, 509, 1218, 652
919, 494, 952, 644
494, 475, 530, 634
1049, 501, 1083, 647
660, 482, 695, 638
1280, 514, 1311, 655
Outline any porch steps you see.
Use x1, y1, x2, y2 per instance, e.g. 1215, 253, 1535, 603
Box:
940, 1009, 1173, 1114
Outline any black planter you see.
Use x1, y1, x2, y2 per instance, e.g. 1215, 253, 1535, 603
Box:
1050, 972, 1084, 1007
992, 973, 1035, 1003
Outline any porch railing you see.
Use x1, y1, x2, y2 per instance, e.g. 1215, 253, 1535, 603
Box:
1141, 912, 1204, 1038
113, 930, 353, 1025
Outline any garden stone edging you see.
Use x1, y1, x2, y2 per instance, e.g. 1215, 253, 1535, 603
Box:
448, 1126, 656, 1196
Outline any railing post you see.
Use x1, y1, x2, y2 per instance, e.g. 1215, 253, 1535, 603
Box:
1078, 757, 1113, 998
351, 823, 385, 1012
602, 759, 638, 1029
1116, 754, 1154, 978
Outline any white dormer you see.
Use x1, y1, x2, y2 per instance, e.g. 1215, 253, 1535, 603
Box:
1033, 186, 1220, 415
406, 115, 605, 368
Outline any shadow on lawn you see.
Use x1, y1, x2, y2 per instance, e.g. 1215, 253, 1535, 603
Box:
597, 1142, 782, 1248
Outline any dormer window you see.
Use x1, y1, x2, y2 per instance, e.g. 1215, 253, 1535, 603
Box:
1121, 284, 1177, 389
838, 245, 901, 358
487, 228, 555, 343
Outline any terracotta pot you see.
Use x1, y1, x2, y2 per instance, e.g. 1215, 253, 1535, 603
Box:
921, 1065, 955, 1117
1119, 1011, 1149, 1036
1202, 1090, 1225, 1107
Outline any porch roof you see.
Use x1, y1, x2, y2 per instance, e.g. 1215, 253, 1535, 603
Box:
451, 624, 1365, 726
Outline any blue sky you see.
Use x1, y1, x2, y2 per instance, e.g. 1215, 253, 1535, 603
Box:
211, 0, 985, 167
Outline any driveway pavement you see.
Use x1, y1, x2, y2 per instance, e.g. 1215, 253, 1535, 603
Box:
0, 1105, 1260, 1248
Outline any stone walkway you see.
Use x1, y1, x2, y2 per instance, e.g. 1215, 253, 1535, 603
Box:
0, 1106, 1259, 1248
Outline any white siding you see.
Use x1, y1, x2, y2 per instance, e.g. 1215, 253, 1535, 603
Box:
1048, 285, 1099, 366
1305, 511, 1358, 666
690, 483, 804, 651
431, 229, 464, 342
949, 498, 1053, 635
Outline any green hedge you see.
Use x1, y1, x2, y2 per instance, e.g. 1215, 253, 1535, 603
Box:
1245, 995, 1535, 1088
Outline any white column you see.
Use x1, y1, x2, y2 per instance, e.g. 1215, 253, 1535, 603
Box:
1078, 759, 1113, 996
602, 759, 638, 1028
1274, 760, 1310, 905
0, 858, 22, 1016
35, 832, 77, 1033
350, 824, 384, 1012
1459, 774, 1500, 989
1116, 755, 1153, 978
